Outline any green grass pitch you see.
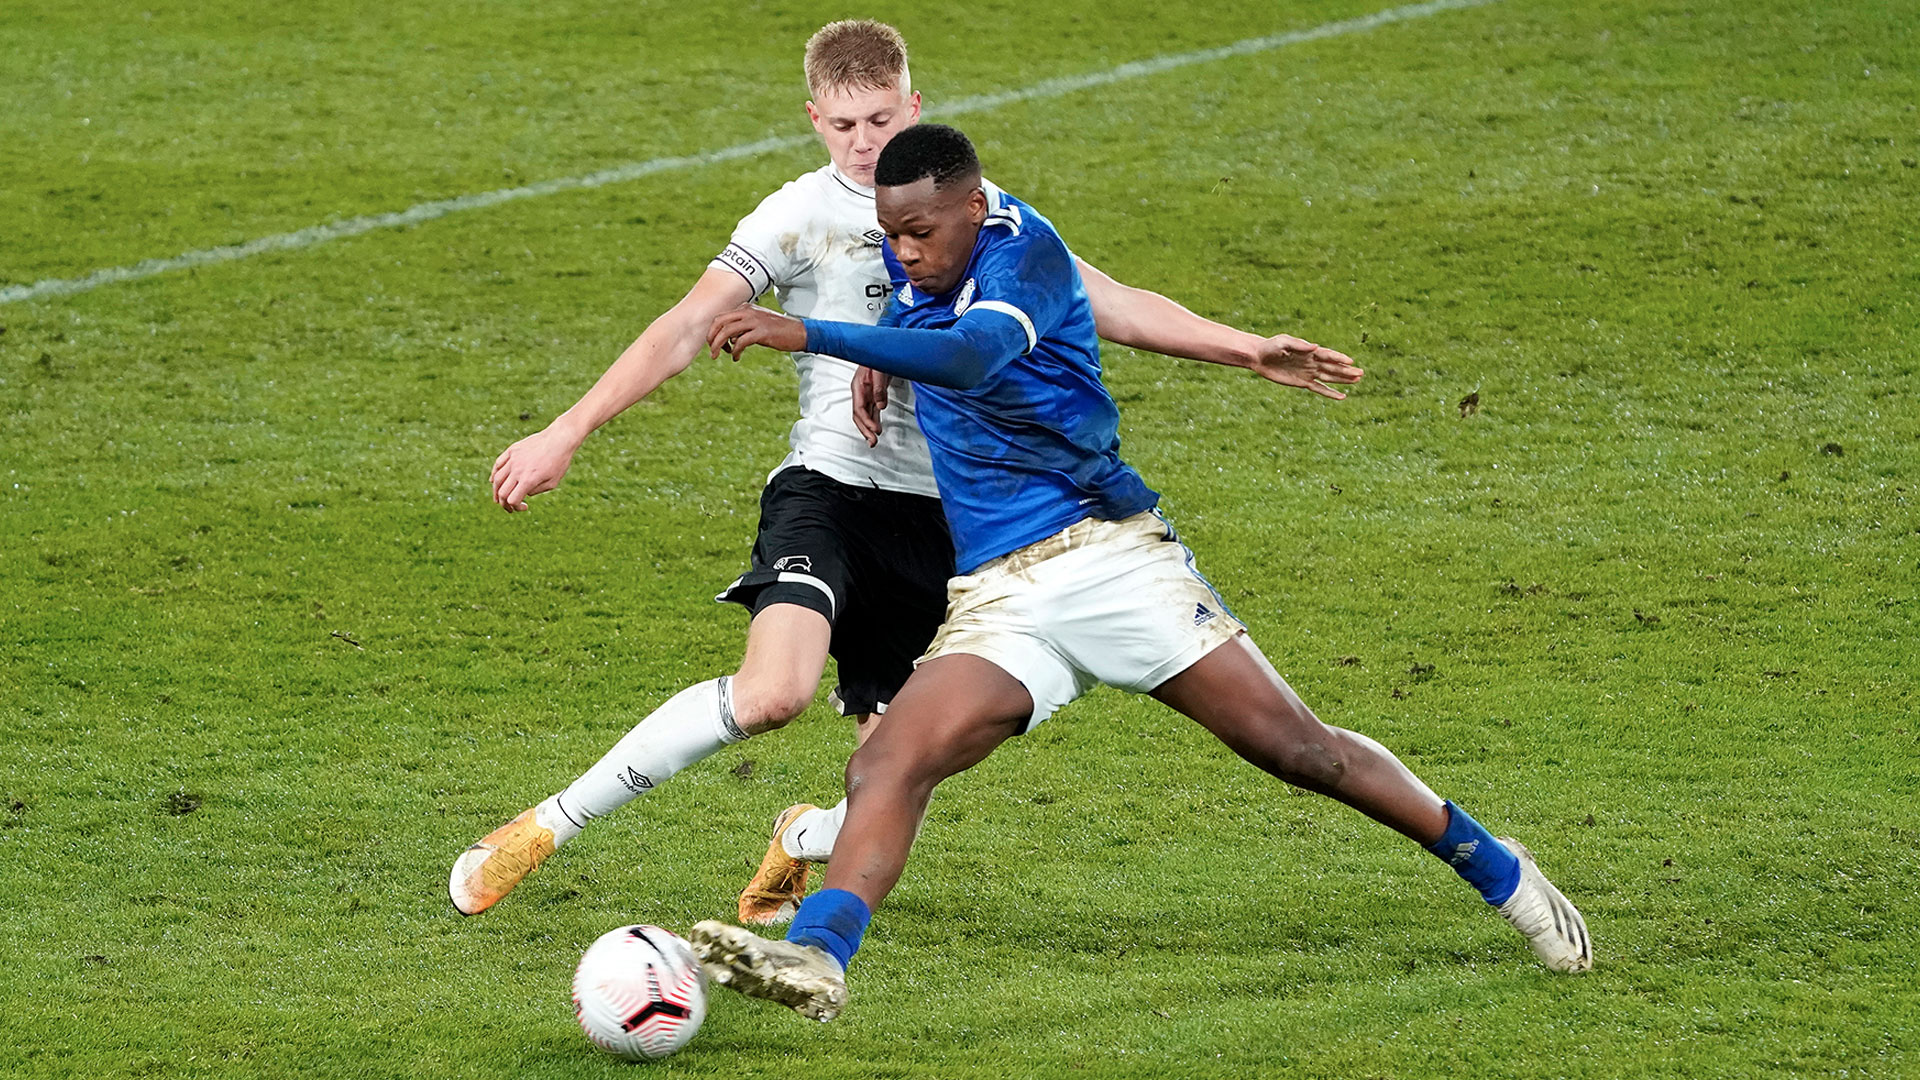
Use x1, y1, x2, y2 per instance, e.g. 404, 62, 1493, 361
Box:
2, 0, 1915, 1076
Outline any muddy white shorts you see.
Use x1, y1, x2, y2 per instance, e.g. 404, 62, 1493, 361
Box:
919, 509, 1247, 730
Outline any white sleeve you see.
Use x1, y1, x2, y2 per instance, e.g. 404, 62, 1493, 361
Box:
709, 180, 810, 297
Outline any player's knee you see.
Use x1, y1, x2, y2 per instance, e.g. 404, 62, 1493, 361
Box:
1231, 702, 1347, 790
1267, 736, 1348, 791
844, 738, 929, 802
729, 670, 814, 732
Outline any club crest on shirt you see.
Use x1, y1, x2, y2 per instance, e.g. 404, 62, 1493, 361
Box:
953, 278, 977, 315
773, 555, 814, 573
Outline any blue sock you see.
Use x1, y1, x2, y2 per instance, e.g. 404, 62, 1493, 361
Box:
785, 888, 870, 971
1425, 801, 1522, 906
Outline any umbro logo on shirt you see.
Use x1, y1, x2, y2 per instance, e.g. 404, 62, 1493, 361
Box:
861, 228, 885, 247
1194, 603, 1217, 626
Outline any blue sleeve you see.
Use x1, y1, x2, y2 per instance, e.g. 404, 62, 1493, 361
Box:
804, 313, 1030, 390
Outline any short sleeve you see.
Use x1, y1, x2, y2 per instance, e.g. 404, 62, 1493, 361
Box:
709, 181, 811, 297
968, 232, 1075, 355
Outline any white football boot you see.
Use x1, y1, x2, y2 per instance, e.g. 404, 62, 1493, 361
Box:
689, 920, 848, 1022
1494, 838, 1593, 973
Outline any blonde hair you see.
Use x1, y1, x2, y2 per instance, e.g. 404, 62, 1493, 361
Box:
803, 19, 910, 98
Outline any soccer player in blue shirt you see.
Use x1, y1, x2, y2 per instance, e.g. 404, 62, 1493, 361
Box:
696, 124, 1591, 1020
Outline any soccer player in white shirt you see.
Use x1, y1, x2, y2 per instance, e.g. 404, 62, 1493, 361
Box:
449, 20, 1363, 919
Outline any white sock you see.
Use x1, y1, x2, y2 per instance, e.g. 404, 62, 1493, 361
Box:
780, 799, 846, 862
541, 676, 747, 846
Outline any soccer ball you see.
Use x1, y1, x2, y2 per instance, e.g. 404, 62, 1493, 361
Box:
572, 925, 708, 1061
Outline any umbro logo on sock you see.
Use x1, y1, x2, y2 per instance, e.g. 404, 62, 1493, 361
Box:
1194, 603, 1217, 626
620, 767, 654, 794
1450, 840, 1480, 865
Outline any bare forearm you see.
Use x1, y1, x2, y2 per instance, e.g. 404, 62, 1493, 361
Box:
1096, 283, 1264, 367
547, 269, 750, 444
1076, 259, 1361, 398
549, 312, 706, 443
1079, 258, 1260, 368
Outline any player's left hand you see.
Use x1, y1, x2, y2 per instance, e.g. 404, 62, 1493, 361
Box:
850, 366, 891, 447
1249, 335, 1364, 399
708, 305, 807, 359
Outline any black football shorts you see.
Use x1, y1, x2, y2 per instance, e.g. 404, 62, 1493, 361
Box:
716, 466, 953, 716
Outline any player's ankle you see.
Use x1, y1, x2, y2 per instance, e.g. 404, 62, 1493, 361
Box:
780, 802, 844, 861
786, 888, 869, 971
1424, 800, 1521, 905
534, 795, 584, 846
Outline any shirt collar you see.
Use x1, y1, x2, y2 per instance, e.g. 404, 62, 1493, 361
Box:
830, 166, 876, 200
980, 177, 1008, 214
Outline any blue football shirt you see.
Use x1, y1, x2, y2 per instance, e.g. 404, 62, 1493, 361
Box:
874, 182, 1160, 572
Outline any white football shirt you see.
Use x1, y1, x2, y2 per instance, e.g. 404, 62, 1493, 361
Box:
710, 163, 939, 497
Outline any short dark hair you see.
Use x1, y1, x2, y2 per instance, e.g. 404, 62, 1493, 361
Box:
874, 123, 980, 190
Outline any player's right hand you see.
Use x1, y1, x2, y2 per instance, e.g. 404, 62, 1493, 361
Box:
491, 426, 580, 512
850, 366, 890, 447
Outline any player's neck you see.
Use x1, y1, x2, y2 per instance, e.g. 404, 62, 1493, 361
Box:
828, 163, 876, 197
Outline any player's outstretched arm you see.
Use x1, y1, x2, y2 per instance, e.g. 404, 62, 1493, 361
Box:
491, 269, 753, 512
709, 306, 1023, 392
1076, 258, 1364, 400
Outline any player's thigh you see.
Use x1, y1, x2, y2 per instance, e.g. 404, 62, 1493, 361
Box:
848, 654, 1032, 792
739, 603, 834, 684
1148, 635, 1327, 765
732, 603, 834, 731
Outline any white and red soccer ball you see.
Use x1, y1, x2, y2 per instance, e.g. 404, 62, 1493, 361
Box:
572, 925, 708, 1061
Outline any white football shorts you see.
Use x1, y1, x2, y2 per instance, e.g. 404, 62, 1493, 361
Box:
918, 509, 1246, 729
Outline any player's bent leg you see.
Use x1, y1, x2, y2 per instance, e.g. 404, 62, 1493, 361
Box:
822, 653, 1032, 908
1150, 635, 1447, 842
731, 603, 835, 734
702, 656, 1032, 1021
1151, 635, 1592, 972
721, 604, 840, 923
454, 605, 833, 917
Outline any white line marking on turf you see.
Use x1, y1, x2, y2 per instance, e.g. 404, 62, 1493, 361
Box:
1, 0, 1499, 307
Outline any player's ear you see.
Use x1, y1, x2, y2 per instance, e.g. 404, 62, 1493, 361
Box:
967, 187, 988, 224
804, 100, 823, 131
906, 89, 922, 122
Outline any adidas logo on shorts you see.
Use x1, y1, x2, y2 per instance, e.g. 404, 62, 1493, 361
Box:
1193, 603, 1217, 626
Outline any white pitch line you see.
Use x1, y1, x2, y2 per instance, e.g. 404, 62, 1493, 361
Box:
1, 0, 1499, 307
